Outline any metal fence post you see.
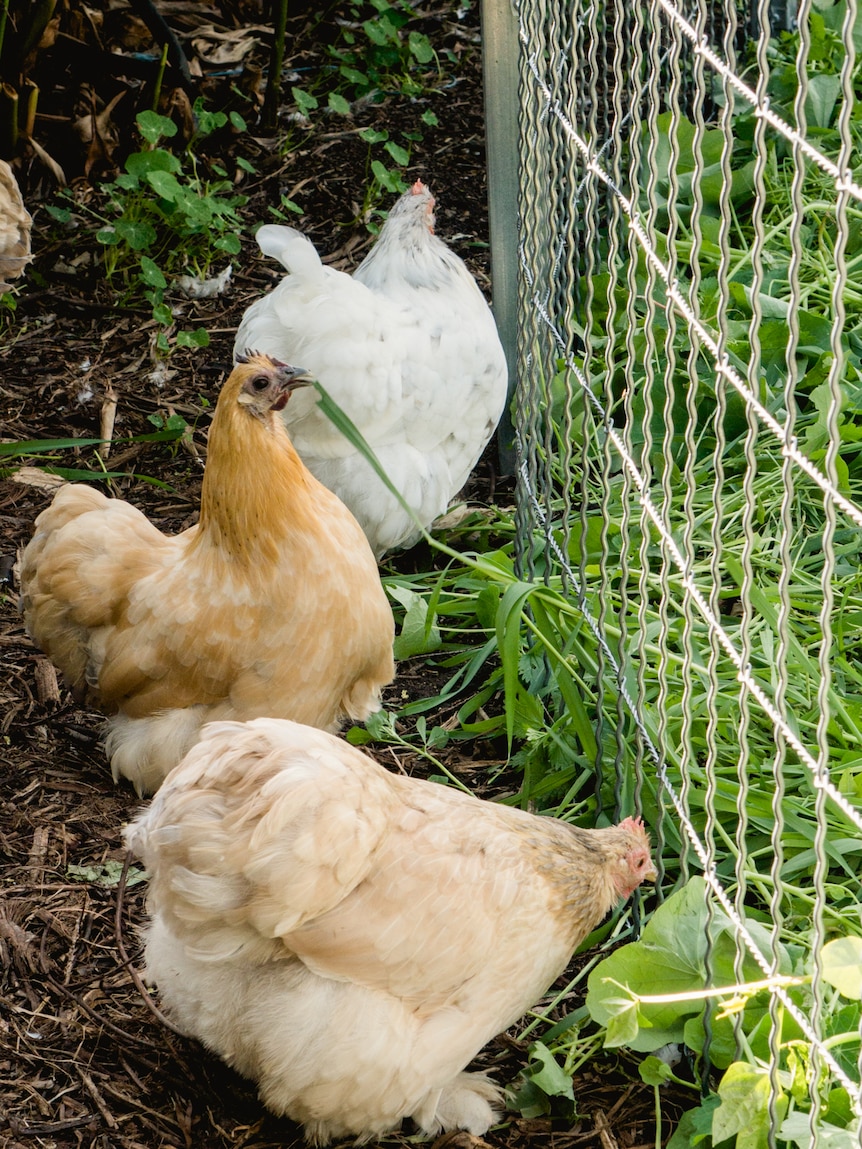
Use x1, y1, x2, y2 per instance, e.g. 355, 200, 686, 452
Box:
481, 0, 520, 474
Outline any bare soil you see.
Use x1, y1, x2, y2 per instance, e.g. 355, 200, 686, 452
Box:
0, 4, 686, 1147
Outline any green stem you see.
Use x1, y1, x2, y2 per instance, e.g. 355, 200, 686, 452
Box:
152, 42, 169, 114
562, 1030, 604, 1076
0, 0, 9, 65
261, 0, 289, 134
19, 0, 56, 58
380, 724, 473, 795
518, 957, 606, 1040
653, 1085, 661, 1149
740, 871, 853, 928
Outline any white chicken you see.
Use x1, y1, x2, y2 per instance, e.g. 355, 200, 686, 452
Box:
126, 717, 656, 1144
233, 181, 509, 557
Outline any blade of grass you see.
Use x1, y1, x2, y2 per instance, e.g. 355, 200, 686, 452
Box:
0, 429, 188, 456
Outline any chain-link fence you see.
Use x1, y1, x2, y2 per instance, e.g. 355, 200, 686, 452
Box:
486, 0, 862, 1135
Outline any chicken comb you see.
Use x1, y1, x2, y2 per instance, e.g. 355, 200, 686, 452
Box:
618, 815, 648, 836
235, 349, 291, 369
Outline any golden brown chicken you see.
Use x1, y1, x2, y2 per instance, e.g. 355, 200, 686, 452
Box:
125, 717, 656, 1144
19, 356, 395, 795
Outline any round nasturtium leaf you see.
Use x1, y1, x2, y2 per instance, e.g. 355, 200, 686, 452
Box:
821, 936, 862, 999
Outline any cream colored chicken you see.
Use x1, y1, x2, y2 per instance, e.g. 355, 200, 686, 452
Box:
125, 717, 656, 1143
19, 356, 395, 795
0, 160, 32, 290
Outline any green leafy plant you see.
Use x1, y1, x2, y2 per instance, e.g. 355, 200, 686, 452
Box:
281, 2, 442, 225
584, 879, 861, 1149
357, 125, 412, 219
508, 1041, 577, 1119
327, 0, 439, 101
67, 860, 148, 887
45, 102, 247, 354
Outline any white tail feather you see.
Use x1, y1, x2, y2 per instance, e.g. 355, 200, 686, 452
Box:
254, 224, 323, 279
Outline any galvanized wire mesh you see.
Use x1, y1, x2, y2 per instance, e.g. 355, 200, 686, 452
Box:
497, 0, 862, 1127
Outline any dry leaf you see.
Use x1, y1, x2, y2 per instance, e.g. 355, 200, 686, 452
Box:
10, 467, 67, 490
190, 23, 269, 66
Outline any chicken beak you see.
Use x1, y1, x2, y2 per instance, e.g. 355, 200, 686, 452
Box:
279, 365, 315, 391
272, 366, 314, 412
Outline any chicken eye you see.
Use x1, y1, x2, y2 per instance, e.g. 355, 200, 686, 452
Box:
250, 375, 270, 392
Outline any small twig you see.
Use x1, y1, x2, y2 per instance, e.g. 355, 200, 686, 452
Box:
100, 383, 118, 458
33, 657, 61, 705
386, 746, 408, 775
46, 974, 160, 1047
115, 851, 187, 1037
593, 1108, 621, 1149
62, 898, 85, 987
603, 1084, 637, 1123
27, 824, 49, 881
119, 1052, 147, 1092
76, 1066, 119, 1130
100, 1075, 187, 1124
7, 1114, 97, 1136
